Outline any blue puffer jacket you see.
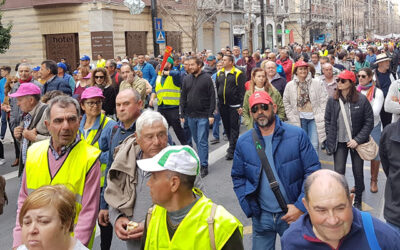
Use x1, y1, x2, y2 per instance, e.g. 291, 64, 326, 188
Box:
42, 75, 72, 96
134, 62, 157, 87
231, 116, 321, 218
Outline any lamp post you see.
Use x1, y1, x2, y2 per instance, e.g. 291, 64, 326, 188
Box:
260, 0, 265, 52
151, 0, 160, 56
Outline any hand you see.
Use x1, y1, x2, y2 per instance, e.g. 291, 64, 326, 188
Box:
180, 118, 185, 124
127, 72, 134, 83
127, 222, 144, 239
98, 209, 110, 227
163, 70, 170, 76
1, 104, 10, 112
237, 108, 243, 115
114, 216, 130, 241
391, 96, 399, 102
245, 57, 249, 63
14, 126, 23, 140
209, 117, 214, 125
347, 139, 358, 149
22, 128, 37, 142
281, 204, 303, 224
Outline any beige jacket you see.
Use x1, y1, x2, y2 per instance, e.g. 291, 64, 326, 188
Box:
119, 76, 147, 104
283, 73, 328, 143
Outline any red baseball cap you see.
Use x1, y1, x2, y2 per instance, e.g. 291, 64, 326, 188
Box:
9, 83, 41, 98
337, 70, 356, 83
249, 91, 274, 108
294, 60, 309, 68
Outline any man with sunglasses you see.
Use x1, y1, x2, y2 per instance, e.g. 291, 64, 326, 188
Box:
232, 91, 321, 250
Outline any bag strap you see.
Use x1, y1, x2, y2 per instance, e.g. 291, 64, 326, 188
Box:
90, 115, 107, 145
338, 98, 353, 140
361, 211, 382, 250
28, 104, 48, 130
207, 203, 218, 250
251, 129, 288, 213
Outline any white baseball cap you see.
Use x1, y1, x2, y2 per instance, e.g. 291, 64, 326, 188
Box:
137, 146, 200, 176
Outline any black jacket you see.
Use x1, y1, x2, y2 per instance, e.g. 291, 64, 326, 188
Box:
43, 75, 72, 96
380, 120, 400, 227
324, 93, 374, 154
180, 71, 215, 118
215, 67, 245, 106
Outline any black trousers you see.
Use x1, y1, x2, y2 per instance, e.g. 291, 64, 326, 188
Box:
334, 142, 364, 196
380, 109, 392, 129
99, 187, 113, 250
219, 104, 240, 155
159, 108, 187, 145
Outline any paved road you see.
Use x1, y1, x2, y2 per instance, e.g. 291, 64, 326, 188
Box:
0, 124, 387, 250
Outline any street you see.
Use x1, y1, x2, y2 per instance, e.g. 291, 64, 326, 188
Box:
0, 123, 387, 250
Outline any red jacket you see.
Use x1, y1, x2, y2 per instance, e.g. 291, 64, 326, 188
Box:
276, 58, 293, 82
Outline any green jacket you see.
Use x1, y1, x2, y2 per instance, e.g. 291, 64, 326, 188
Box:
243, 87, 286, 130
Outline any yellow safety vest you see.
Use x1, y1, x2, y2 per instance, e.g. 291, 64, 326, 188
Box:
80, 113, 112, 187
145, 188, 243, 250
155, 75, 181, 106
25, 139, 101, 249
217, 67, 242, 105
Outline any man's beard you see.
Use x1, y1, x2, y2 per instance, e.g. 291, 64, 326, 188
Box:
255, 113, 275, 128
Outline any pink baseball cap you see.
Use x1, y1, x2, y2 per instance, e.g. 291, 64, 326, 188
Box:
81, 86, 104, 100
9, 83, 41, 98
249, 91, 274, 108
83, 72, 92, 79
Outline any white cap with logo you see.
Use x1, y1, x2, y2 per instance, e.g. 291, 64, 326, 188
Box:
136, 145, 200, 176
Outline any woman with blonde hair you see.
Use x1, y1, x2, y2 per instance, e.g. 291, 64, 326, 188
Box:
17, 185, 88, 250
90, 67, 117, 117
243, 68, 285, 130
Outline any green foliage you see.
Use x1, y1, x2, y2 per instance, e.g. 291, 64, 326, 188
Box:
0, 0, 12, 54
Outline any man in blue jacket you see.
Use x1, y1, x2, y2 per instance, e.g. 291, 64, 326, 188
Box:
281, 169, 400, 249
134, 54, 157, 87
231, 91, 320, 250
40, 60, 72, 96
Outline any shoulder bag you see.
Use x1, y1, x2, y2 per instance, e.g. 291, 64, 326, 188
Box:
339, 98, 378, 161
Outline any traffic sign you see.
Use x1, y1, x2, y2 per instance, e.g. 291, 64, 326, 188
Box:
155, 18, 162, 30
156, 30, 165, 44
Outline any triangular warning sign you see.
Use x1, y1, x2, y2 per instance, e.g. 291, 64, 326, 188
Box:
157, 31, 165, 41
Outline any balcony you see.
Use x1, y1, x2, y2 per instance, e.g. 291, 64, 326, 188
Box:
32, 0, 88, 7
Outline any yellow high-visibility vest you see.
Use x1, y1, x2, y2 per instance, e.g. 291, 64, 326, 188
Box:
80, 113, 112, 187
145, 188, 243, 250
25, 139, 101, 249
155, 75, 181, 106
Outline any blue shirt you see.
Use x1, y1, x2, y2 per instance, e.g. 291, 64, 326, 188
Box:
0, 78, 6, 103
258, 135, 289, 213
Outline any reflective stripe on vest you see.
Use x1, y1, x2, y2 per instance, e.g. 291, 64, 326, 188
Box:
80, 113, 112, 187
25, 139, 101, 249
217, 67, 242, 105
155, 75, 181, 106
145, 188, 243, 250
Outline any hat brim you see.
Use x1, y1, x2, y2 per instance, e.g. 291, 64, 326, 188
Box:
81, 95, 105, 100
250, 100, 272, 108
375, 58, 391, 64
137, 158, 167, 173
8, 93, 26, 98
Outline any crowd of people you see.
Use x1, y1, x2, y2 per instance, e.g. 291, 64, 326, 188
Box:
0, 38, 400, 250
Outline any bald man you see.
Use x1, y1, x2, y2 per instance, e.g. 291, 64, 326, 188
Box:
281, 169, 400, 249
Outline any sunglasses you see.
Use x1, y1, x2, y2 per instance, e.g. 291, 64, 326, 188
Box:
95, 75, 105, 79
251, 104, 269, 113
357, 74, 367, 79
336, 79, 349, 84
10, 81, 18, 83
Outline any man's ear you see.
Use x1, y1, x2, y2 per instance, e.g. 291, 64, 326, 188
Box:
170, 175, 181, 193
44, 120, 50, 130
273, 103, 278, 114
302, 197, 309, 211
350, 193, 355, 205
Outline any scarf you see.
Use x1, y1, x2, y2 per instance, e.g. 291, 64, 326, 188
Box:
295, 74, 312, 108
19, 76, 32, 83
357, 83, 375, 102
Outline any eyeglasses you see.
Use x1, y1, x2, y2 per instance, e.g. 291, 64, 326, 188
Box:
357, 74, 367, 79
251, 104, 269, 113
10, 81, 18, 84
336, 79, 349, 84
85, 101, 102, 107
95, 75, 105, 79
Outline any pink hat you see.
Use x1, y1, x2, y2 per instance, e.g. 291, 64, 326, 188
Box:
249, 91, 274, 108
83, 72, 92, 79
9, 83, 41, 98
81, 86, 104, 100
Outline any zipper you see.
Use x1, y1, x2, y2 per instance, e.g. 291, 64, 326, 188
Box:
223, 76, 227, 104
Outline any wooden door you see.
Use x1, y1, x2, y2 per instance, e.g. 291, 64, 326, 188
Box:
125, 31, 147, 57
166, 31, 182, 53
45, 33, 80, 69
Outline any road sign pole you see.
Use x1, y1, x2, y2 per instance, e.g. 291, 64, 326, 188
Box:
151, 0, 160, 56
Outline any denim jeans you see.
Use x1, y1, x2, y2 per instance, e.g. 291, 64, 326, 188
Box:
212, 112, 221, 140
184, 117, 193, 147
0, 110, 7, 139
387, 221, 400, 234
300, 118, 318, 153
187, 117, 209, 167
252, 211, 289, 250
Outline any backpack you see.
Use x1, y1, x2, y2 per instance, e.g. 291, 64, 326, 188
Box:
0, 176, 8, 215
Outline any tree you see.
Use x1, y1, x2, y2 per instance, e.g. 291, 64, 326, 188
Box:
0, 0, 12, 54
158, 0, 223, 52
